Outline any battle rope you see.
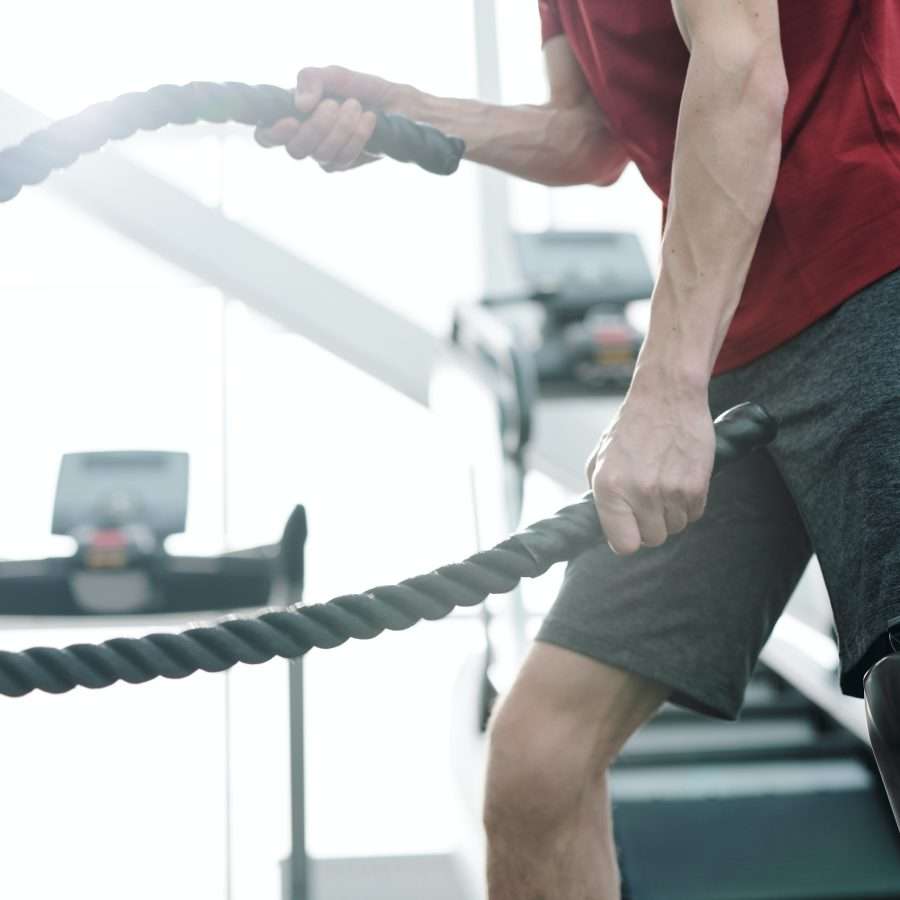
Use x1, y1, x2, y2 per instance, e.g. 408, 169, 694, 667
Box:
0, 404, 774, 697
0, 81, 464, 202
0, 84, 778, 697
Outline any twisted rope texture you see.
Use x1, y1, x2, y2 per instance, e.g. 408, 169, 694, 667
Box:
0, 495, 601, 697
0, 81, 462, 203
0, 404, 772, 696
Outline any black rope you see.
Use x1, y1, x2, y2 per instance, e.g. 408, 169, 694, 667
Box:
0, 84, 778, 697
0, 403, 775, 697
0, 82, 464, 203
0, 494, 594, 697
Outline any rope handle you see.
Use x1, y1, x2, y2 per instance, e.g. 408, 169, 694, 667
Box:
0, 81, 465, 203
0, 403, 776, 698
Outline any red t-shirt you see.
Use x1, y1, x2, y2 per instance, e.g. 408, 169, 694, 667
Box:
539, 1, 900, 374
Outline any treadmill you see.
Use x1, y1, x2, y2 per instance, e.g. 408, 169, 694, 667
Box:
0, 450, 312, 900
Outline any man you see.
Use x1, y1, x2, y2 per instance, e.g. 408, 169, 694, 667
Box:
258, 1, 900, 896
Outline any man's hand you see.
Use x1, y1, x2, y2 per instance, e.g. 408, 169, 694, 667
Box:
252, 38, 629, 188
255, 66, 415, 172
586, 371, 715, 556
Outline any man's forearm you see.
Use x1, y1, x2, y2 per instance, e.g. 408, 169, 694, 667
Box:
403, 90, 628, 187
636, 45, 787, 386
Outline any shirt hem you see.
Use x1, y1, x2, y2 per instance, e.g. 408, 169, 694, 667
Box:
714, 205, 900, 375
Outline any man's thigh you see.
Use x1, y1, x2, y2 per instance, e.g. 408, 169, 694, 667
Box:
537, 431, 812, 721
738, 268, 900, 696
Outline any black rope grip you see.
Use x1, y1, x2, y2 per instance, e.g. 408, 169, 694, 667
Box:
0, 82, 465, 204
0, 84, 777, 697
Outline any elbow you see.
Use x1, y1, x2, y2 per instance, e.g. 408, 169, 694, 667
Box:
540, 101, 631, 187
748, 56, 789, 125
698, 32, 789, 126
543, 152, 628, 188
729, 33, 789, 124
591, 151, 630, 186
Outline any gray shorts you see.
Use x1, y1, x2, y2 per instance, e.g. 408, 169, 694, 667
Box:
537, 267, 900, 720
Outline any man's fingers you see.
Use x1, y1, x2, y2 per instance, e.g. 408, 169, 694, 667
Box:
285, 99, 341, 160
593, 476, 706, 554
633, 505, 668, 549
256, 101, 378, 172
297, 64, 394, 110
270, 65, 400, 171
594, 492, 643, 556
255, 118, 300, 149
585, 454, 597, 488
254, 126, 274, 148
593, 472, 677, 553
664, 473, 709, 525
295, 68, 326, 115
685, 487, 708, 523
663, 500, 690, 537
326, 111, 378, 171
314, 99, 365, 166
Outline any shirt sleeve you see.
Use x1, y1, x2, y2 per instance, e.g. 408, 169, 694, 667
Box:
538, 0, 564, 45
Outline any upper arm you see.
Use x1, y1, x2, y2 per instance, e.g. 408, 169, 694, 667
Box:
542, 34, 630, 184
542, 33, 594, 109
671, 0, 787, 100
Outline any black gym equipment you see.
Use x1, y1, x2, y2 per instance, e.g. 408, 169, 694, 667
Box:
0, 450, 306, 617
455, 230, 652, 396
3, 81, 900, 898
865, 619, 900, 832
0, 449, 313, 900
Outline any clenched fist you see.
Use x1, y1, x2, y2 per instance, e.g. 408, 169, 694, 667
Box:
255, 65, 415, 172
586, 371, 715, 556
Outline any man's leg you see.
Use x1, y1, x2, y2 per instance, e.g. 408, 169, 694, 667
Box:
477, 371, 813, 898
484, 642, 668, 900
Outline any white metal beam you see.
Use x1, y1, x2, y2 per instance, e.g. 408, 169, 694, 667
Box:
0, 91, 439, 406
471, 0, 523, 297
761, 627, 868, 744
0, 89, 602, 492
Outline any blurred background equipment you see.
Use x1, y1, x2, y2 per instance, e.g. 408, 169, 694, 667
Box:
0, 449, 314, 898
457, 230, 652, 395
0, 450, 301, 616
443, 227, 655, 730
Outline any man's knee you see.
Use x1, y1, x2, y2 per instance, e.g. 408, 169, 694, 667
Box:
482, 643, 668, 838
483, 700, 605, 839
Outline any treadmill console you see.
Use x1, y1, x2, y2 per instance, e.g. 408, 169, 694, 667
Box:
52, 450, 188, 542
456, 230, 654, 395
